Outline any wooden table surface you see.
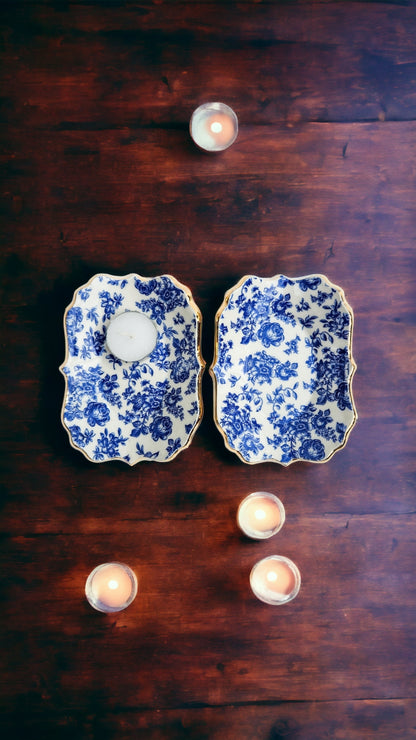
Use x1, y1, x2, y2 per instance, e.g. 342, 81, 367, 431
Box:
1, 1, 415, 738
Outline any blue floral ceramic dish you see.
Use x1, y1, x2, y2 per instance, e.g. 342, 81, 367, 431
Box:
210, 274, 357, 465
60, 273, 205, 465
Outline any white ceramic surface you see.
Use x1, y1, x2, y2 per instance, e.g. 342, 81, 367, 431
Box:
211, 274, 357, 465
60, 273, 205, 465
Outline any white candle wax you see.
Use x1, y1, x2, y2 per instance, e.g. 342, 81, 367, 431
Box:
106, 311, 157, 362
250, 556, 301, 606
85, 562, 138, 613
190, 102, 238, 152
237, 492, 285, 539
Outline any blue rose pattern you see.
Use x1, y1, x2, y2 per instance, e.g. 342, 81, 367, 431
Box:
61, 274, 203, 464
212, 275, 356, 464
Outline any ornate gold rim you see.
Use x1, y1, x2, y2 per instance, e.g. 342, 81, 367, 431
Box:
209, 273, 357, 466
59, 272, 205, 466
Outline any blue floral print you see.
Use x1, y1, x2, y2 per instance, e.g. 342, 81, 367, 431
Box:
85, 401, 110, 427
149, 415, 173, 441
135, 275, 188, 324
66, 307, 83, 356
242, 351, 298, 385
212, 274, 356, 465
60, 274, 204, 464
93, 428, 128, 461
257, 322, 284, 347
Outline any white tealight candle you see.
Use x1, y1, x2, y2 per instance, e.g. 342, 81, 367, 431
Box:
190, 102, 238, 152
237, 492, 285, 539
106, 311, 157, 362
250, 555, 301, 606
85, 562, 138, 613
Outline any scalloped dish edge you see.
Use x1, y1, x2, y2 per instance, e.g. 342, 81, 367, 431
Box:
59, 272, 205, 465
210, 273, 357, 466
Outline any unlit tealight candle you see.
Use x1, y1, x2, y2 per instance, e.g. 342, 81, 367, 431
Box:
85, 562, 138, 613
106, 311, 157, 362
237, 492, 285, 539
250, 555, 301, 605
190, 102, 238, 152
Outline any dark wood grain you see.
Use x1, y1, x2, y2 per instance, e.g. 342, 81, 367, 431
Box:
2, 1, 416, 126
1, 1, 415, 739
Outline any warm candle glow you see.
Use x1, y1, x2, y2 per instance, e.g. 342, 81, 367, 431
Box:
250, 556, 301, 605
259, 561, 295, 595
85, 562, 138, 613
190, 102, 238, 152
237, 492, 285, 539
91, 564, 132, 608
205, 113, 235, 147
210, 121, 223, 134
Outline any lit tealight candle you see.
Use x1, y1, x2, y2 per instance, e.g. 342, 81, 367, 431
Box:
85, 562, 138, 613
237, 492, 285, 539
250, 555, 301, 605
190, 102, 238, 152
106, 311, 157, 362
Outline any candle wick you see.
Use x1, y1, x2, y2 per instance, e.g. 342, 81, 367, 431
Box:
210, 121, 223, 134
254, 509, 266, 520
108, 580, 119, 590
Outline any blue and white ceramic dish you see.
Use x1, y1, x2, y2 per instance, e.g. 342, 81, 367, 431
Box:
210, 274, 357, 465
60, 273, 205, 465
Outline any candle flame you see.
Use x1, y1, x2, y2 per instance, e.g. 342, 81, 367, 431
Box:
210, 121, 223, 134
108, 579, 119, 590
266, 571, 278, 583
254, 508, 266, 520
